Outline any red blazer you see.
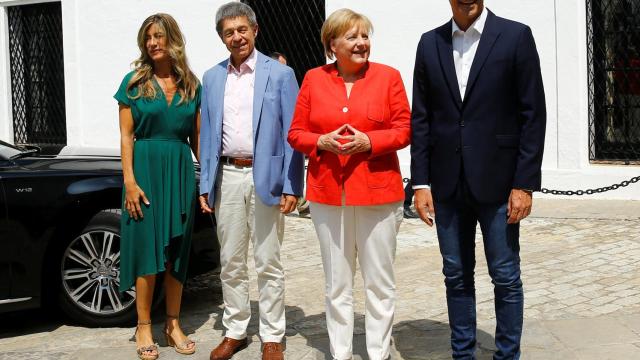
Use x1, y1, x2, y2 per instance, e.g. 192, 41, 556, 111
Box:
288, 62, 411, 206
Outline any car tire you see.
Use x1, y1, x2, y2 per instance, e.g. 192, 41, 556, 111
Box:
56, 209, 162, 326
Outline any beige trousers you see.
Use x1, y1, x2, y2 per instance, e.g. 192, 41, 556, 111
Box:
309, 200, 403, 360
214, 164, 285, 342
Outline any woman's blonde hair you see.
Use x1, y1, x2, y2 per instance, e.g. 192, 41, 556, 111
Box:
126, 13, 199, 105
320, 8, 373, 60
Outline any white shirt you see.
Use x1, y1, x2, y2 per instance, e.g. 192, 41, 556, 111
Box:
222, 49, 256, 157
413, 8, 487, 190
452, 7, 487, 100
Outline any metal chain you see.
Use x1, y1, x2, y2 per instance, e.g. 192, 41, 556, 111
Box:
540, 175, 640, 196
402, 176, 640, 196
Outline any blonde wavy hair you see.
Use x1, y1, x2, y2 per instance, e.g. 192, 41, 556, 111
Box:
126, 13, 199, 105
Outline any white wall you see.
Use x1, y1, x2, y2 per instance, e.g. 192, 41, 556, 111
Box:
0, 5, 12, 143
61, 0, 230, 149
0, 0, 638, 199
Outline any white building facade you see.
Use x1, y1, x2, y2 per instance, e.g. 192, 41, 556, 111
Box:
0, 0, 638, 200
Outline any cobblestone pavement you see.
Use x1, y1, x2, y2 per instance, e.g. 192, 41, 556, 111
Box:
1, 199, 639, 359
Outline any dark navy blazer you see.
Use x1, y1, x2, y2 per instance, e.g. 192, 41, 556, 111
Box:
410, 10, 546, 204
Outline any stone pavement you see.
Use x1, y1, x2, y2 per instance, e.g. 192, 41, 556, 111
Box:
0, 199, 639, 359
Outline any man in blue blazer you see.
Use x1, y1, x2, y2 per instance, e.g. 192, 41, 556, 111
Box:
411, 1, 546, 359
198, 3, 303, 360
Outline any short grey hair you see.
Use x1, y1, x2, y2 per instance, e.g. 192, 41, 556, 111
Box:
215, 2, 257, 36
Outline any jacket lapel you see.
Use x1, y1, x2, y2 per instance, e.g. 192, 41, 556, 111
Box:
463, 10, 500, 104
214, 61, 227, 139
436, 23, 463, 109
252, 51, 270, 137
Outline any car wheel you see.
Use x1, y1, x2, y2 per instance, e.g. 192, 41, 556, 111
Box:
57, 209, 137, 326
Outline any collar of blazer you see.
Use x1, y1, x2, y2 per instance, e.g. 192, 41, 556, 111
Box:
436, 9, 501, 109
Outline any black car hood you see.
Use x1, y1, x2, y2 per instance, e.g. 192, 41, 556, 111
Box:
9, 146, 122, 174
15, 157, 123, 173
6, 145, 199, 175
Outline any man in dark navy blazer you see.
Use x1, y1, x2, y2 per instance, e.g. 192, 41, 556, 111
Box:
410, 1, 546, 359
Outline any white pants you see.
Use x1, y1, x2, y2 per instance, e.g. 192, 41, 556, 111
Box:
310, 200, 403, 360
214, 164, 285, 342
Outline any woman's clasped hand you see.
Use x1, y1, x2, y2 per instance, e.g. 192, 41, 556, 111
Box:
316, 123, 371, 155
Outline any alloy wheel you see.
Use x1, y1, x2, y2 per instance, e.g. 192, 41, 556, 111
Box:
61, 230, 135, 316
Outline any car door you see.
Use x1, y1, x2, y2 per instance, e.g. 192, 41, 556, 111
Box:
0, 158, 13, 300
1, 160, 62, 302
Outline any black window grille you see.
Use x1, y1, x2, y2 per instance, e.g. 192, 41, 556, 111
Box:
241, 0, 325, 84
587, 0, 640, 162
8, 2, 66, 147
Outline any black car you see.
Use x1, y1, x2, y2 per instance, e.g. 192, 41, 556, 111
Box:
0, 140, 218, 326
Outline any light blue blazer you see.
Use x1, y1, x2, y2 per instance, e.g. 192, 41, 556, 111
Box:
199, 51, 304, 207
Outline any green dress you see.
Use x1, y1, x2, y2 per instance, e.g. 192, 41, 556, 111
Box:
114, 71, 201, 292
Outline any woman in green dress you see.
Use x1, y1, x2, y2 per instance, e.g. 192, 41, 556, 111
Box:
114, 13, 200, 359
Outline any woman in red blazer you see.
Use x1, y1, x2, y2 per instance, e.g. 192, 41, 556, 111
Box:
287, 9, 410, 360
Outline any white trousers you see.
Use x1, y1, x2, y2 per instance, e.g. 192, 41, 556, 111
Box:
309, 200, 403, 360
214, 164, 285, 342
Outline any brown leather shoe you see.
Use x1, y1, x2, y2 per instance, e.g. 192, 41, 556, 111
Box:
262, 342, 284, 360
209, 337, 248, 360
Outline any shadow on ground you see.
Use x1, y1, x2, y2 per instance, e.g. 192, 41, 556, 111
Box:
284, 306, 497, 360
0, 307, 64, 339
0, 269, 224, 341
392, 319, 496, 360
